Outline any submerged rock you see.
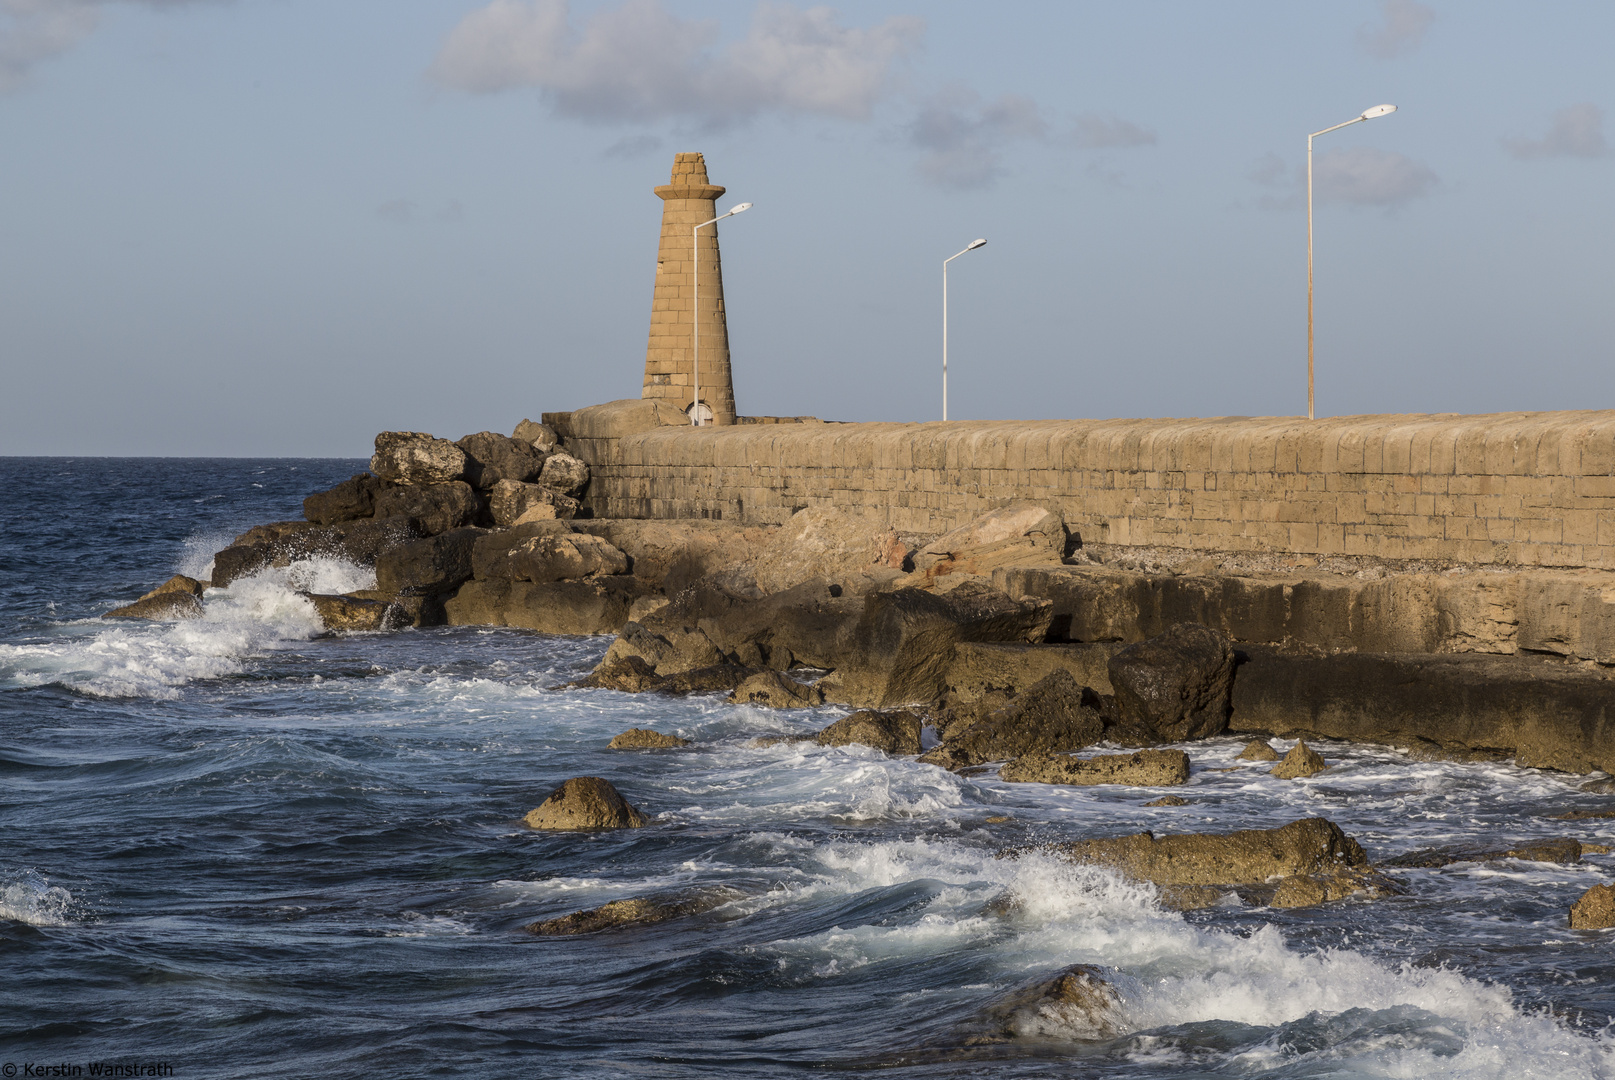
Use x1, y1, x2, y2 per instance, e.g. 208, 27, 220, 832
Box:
370, 431, 467, 485
656, 664, 761, 695
523, 777, 649, 831
963, 964, 1125, 1044
525, 887, 740, 936
1106, 622, 1234, 744
1030, 817, 1369, 888
1570, 884, 1615, 929
103, 590, 204, 621
816, 710, 923, 755
1144, 795, 1188, 807
999, 749, 1190, 787
728, 670, 826, 708
1237, 739, 1280, 762
1270, 739, 1329, 779
1271, 869, 1399, 908
608, 728, 691, 749
1381, 838, 1583, 869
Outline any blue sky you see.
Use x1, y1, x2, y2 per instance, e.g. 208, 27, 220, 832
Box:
1, 0, 1610, 455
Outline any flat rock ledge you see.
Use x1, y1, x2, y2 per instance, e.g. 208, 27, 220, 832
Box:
999, 749, 1190, 787
524, 777, 649, 830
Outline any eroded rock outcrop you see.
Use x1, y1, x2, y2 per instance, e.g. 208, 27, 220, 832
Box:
999, 749, 1190, 787
488, 480, 577, 526
1106, 622, 1234, 745
1237, 739, 1279, 762
751, 506, 907, 595
608, 728, 691, 749
523, 777, 650, 830
923, 670, 1103, 769
303, 592, 405, 632
913, 502, 1068, 581
303, 473, 390, 525
815, 710, 922, 755
104, 589, 204, 620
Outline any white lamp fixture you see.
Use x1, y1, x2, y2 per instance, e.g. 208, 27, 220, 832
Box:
942, 238, 987, 422
691, 202, 753, 426
1307, 105, 1397, 420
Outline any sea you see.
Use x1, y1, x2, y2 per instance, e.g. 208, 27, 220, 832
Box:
3, 456, 1615, 1079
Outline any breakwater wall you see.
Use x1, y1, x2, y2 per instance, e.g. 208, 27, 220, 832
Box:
552, 401, 1615, 572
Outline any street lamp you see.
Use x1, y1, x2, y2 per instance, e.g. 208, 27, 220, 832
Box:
1307, 104, 1396, 420
942, 238, 986, 421
691, 201, 752, 426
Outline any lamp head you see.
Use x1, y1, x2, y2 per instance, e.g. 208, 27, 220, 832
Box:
727, 202, 753, 215
967, 238, 987, 250
1360, 104, 1397, 120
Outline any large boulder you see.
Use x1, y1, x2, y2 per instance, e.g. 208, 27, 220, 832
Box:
303, 473, 390, 525
835, 581, 1055, 707
503, 533, 629, 584
1106, 622, 1235, 744
751, 506, 907, 594
1570, 884, 1615, 929
816, 710, 922, 755
488, 480, 578, 526
523, 777, 649, 830
302, 592, 405, 632
1036, 817, 1368, 888
208, 517, 420, 588
512, 418, 559, 453
695, 579, 867, 672
456, 431, 549, 490
370, 431, 467, 484
374, 528, 484, 597
929, 670, 1104, 768
999, 749, 1190, 786
537, 452, 590, 498
913, 502, 1068, 578
372, 481, 479, 536
608, 728, 691, 749
444, 576, 647, 635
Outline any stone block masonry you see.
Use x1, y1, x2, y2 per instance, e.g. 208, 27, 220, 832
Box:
555, 403, 1615, 572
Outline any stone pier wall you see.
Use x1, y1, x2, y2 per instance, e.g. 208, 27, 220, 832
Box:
553, 402, 1615, 571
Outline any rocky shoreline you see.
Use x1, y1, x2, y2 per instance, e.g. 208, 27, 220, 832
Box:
106, 417, 1615, 939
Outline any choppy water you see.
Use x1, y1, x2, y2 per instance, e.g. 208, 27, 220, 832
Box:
4, 457, 1615, 1078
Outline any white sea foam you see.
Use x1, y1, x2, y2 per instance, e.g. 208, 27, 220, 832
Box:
0, 557, 367, 699
0, 870, 77, 927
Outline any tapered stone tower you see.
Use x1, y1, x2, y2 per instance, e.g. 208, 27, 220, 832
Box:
641, 152, 737, 425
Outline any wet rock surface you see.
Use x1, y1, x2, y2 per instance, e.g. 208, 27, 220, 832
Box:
303, 592, 404, 632
1271, 739, 1329, 779
728, 670, 826, 708
1381, 838, 1584, 869
524, 777, 650, 831
1570, 883, 1615, 929
525, 888, 740, 936
999, 749, 1191, 787
607, 728, 692, 749
1106, 622, 1234, 744
816, 710, 923, 755
104, 590, 204, 620
928, 670, 1104, 768
960, 964, 1125, 1045
1237, 739, 1279, 762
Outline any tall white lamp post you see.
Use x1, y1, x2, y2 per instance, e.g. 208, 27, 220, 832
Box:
942, 238, 987, 421
1307, 104, 1396, 420
691, 201, 752, 426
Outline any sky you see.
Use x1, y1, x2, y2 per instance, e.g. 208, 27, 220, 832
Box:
0, 0, 1610, 456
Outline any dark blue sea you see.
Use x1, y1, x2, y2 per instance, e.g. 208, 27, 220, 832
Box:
3, 457, 1615, 1078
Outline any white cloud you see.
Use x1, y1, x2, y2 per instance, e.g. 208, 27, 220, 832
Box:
907, 85, 1043, 190
1068, 111, 1155, 149
2, 0, 209, 93
1357, 0, 1434, 59
431, 0, 923, 126
1505, 102, 1607, 161
1313, 146, 1438, 206
1249, 147, 1438, 209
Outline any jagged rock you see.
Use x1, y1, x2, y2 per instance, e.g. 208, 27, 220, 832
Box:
963, 965, 1125, 1044
214, 518, 426, 590
599, 622, 679, 672
656, 664, 761, 695
1000, 749, 1191, 786
456, 431, 548, 490
1570, 884, 1615, 929
302, 592, 404, 632
835, 580, 1055, 708
608, 728, 691, 749
1237, 739, 1280, 762
1381, 838, 1583, 869
372, 481, 479, 537
445, 577, 646, 635
913, 502, 1068, 579
1145, 795, 1188, 806
525, 888, 739, 936
523, 776, 649, 830
1032, 817, 1369, 887
537, 452, 590, 498
370, 431, 467, 484
375, 528, 483, 597
303, 473, 389, 525
933, 670, 1103, 768
501, 533, 629, 584
574, 655, 663, 692
751, 506, 907, 594
728, 670, 826, 708
1271, 739, 1328, 779
816, 710, 922, 755
1106, 622, 1234, 745
104, 591, 204, 620
1271, 869, 1399, 908
488, 480, 577, 526
513, 418, 559, 453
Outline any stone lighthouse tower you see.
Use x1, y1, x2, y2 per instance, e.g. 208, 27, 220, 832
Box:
641, 152, 737, 425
